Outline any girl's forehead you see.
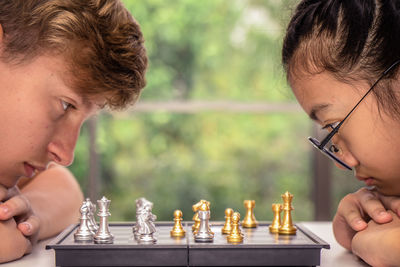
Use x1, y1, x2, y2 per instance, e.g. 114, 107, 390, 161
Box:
289, 72, 335, 104
289, 71, 367, 120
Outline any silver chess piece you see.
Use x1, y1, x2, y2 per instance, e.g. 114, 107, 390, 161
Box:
133, 197, 145, 240
194, 202, 214, 242
136, 198, 157, 243
85, 198, 98, 234
94, 196, 114, 244
74, 202, 93, 242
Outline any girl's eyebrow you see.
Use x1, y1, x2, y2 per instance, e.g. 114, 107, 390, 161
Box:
309, 103, 330, 121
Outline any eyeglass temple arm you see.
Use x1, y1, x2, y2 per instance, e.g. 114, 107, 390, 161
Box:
319, 59, 400, 149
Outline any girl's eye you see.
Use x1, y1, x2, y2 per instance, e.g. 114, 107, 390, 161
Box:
61, 100, 75, 111
322, 121, 340, 132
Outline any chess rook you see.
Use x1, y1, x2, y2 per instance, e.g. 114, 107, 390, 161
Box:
279, 191, 297, 235
94, 196, 114, 244
227, 212, 243, 243
74, 202, 93, 242
194, 202, 214, 242
242, 200, 258, 228
170, 210, 186, 237
269, 203, 282, 233
221, 208, 233, 234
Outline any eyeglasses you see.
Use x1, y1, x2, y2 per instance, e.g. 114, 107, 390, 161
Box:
308, 59, 400, 170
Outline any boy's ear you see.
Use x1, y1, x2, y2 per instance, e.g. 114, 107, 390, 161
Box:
0, 24, 3, 45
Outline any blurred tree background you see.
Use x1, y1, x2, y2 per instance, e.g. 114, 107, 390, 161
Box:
70, 0, 361, 222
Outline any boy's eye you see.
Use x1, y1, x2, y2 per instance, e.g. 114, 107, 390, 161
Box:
61, 100, 74, 111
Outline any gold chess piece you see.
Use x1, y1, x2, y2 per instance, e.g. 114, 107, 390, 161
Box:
269, 203, 282, 233
192, 200, 205, 232
227, 212, 244, 243
242, 200, 258, 228
221, 208, 234, 234
279, 191, 297, 235
192, 200, 211, 234
170, 210, 186, 237
192, 212, 200, 232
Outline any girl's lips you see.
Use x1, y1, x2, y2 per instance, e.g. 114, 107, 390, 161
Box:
363, 178, 375, 186
356, 176, 376, 186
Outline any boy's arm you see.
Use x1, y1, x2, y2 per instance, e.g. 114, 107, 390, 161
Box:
351, 211, 400, 267
18, 164, 84, 239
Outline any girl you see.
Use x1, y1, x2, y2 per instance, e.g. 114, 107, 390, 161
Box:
283, 1, 400, 266
0, 0, 147, 262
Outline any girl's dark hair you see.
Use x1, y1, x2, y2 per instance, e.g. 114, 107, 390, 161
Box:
282, 0, 400, 118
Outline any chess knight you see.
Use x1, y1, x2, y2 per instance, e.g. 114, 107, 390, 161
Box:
136, 198, 157, 242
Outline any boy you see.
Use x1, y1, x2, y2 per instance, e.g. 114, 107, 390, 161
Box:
0, 0, 147, 262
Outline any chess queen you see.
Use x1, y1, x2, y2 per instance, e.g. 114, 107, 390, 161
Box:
282, 0, 400, 266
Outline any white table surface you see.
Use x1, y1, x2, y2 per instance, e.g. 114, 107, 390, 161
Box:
0, 222, 370, 267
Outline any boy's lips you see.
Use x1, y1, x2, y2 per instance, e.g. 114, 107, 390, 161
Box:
24, 162, 46, 178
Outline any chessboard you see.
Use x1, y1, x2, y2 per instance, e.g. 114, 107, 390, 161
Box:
46, 222, 330, 267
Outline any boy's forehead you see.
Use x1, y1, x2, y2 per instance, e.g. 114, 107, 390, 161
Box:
80, 94, 107, 111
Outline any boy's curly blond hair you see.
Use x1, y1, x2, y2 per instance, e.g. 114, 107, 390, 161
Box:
0, 0, 147, 110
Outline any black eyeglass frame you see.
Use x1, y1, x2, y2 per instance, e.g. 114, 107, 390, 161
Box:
308, 59, 400, 170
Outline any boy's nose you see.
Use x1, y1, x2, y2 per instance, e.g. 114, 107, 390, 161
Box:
47, 125, 80, 166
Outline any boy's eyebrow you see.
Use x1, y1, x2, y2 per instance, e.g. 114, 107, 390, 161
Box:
81, 95, 106, 110
309, 103, 330, 121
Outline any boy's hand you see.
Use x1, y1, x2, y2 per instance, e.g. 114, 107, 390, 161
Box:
0, 185, 40, 246
0, 217, 32, 262
351, 211, 400, 267
332, 187, 400, 250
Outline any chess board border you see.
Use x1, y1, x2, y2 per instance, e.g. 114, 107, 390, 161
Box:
46, 222, 330, 267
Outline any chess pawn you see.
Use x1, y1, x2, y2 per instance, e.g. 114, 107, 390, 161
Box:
279, 191, 297, 235
170, 210, 186, 237
94, 196, 114, 244
227, 212, 244, 243
269, 203, 282, 233
74, 203, 93, 242
221, 208, 233, 234
194, 202, 214, 242
242, 200, 258, 228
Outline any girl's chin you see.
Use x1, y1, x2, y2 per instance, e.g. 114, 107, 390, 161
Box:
375, 186, 400, 196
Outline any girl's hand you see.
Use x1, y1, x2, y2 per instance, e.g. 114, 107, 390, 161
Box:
351, 211, 400, 267
332, 187, 399, 250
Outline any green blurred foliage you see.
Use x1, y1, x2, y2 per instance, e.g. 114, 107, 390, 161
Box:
85, 112, 312, 221
70, 0, 360, 222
